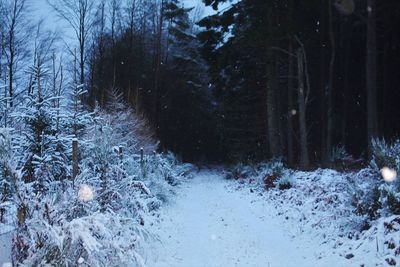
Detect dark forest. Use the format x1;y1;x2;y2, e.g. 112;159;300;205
85;0;400;166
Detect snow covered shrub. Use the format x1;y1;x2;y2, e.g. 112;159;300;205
225;163;257;180
353;184;382;222
331;144;353;162
348;139;400;224
382;186;400;215
371;138;400;171
0;129;16;223
13;71;71;184
19;183;150;267
65;84;92;138
258;161;285;189
0;75;192;266
137;152;191;203
16;135;160;266
274;170;295;190
369;139;400;216
226;160;289;190
103;90;157;155
351;165;400;229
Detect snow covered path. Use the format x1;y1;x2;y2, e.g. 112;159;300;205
146;171;344;267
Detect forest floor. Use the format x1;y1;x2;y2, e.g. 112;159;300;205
145;170;350;267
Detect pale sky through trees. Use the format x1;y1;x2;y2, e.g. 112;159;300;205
31;0;217;40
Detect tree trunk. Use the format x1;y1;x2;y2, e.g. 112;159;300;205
266;58;281;158
8;42;14;107
319;0;327;162
326;0;335;164
366;0;378;158
153;0;164;126
266;5;281;158
287;39;295;166
341;22;352;146
297;49;310;169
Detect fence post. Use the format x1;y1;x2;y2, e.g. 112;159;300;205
140;147;144;166
119;146;123;161
72;138;78;181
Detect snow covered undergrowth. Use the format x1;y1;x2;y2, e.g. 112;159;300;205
0;100;196;267
147;163;399;267
226;163;400;266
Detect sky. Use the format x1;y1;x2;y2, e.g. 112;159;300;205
32;0;218;25
30;0;233;50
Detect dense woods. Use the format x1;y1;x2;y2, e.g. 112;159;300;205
83;0;400;167
198;0;400;165
1;0;400;167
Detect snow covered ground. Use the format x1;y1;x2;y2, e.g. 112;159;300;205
0;214;14;266
146;171;351;267
2;166;398;266
0;232;12;266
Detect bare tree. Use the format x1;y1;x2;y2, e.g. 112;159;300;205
109;0;122;87
109;0;122;44
124;0;141;107
48;0;96;86
366;0;378;157
51;52;64;132
28;19;58;97
125;0;138;36
153;0;165;125
2;0;30;107
91;0;107;106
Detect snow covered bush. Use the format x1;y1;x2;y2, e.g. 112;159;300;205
370;139;400;216
351;165;399;233
0;128;16;224
17;175;153;267
347;139;400;227
331;144;353;162
0;92;193;266
351;168;382;223
138;152;195;203
225;163;257;180
371;138;400;171
274;170;295;190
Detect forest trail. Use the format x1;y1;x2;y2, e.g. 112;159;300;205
146;171;343;267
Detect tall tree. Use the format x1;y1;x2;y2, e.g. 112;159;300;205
109;0;121;87
325;0;336;163
297;47;310;169
153;0;165;126
48;0;96;86
90;0;107;107
265;1;282;158
2;0;30;107
366;0;378;157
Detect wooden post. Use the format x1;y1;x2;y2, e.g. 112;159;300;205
17;205;26;227
72;138;78;180
119;146;123;160
140;147;144;166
